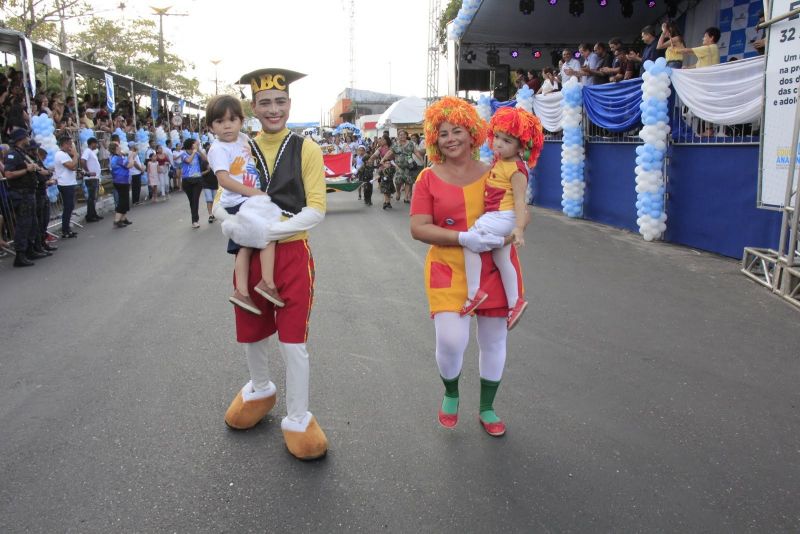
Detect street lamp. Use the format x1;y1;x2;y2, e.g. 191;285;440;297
210;59;222;95
150;5;187;88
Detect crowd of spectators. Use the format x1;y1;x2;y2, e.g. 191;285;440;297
512;24;726;98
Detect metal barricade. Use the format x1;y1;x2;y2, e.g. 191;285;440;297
670;93;760;145
583;110;641;144
0;179;16;255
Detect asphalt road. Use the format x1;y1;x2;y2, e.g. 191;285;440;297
1;192;798;533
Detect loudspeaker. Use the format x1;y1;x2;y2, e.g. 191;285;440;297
458;69;491;92
493;64;511;102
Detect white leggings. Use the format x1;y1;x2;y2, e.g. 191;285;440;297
465;244;519;307
158;170;170;195
434;312;507;382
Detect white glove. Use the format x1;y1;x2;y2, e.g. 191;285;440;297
263;207;325;242
458;230;504;253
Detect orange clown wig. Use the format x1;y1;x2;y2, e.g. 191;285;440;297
424;96;488;164
488;107;545;168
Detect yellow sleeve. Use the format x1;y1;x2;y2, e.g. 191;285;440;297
302;138;326;213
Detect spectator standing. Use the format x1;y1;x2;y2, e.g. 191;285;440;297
81;137;103;222
382;129;423;204
538;67;561;94
675;27;720;68
200;141;217;223
640;25;660;66
128;143;145;206
146;151;161;203
658;22;686;69
180;138;206;229
156;145;171;199
582;42;612;85
560;49;582;84
109;141;134;228
525;69;541;93
54;135;79;238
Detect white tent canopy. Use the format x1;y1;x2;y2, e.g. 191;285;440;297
376;96;426;128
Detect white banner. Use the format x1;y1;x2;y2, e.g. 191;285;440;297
24;37;35;97
105;73;116;113
759;0;800;207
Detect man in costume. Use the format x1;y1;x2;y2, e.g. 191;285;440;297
223;68;328;460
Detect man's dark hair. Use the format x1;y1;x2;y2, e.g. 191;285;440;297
609;37;623;46
87;137;98;145
111;134;120;142
57;135;72;146
641;25;656;37
206;94;245;124
183;138;196;150
705;26;721;43
579;43;592;52
595;42;608;53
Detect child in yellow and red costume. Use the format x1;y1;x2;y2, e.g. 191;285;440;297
459;107;544;330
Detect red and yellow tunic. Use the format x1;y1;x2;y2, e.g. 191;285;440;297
410;167;523;317
484;159;528;212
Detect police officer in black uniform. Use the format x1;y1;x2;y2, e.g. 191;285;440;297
3;129;48;267
28;141;57;253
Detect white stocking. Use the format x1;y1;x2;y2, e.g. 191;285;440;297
492;244;519;308
476;316;508;381
279;342;311;430
464;248;483;299
244;338;273;392
434;312;471;380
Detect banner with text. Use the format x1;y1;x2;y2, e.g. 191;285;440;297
151;90;159;121
105;73;116;113
759;0;800;207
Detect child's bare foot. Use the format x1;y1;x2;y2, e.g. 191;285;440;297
229;289;261;315
254;280;285;307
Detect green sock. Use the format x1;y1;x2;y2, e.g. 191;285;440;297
479;378;501;423
440;374;460;414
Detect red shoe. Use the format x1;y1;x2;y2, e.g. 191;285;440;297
480;418;506;437
438;409;458;428
507;298;528;331
459;289;488;316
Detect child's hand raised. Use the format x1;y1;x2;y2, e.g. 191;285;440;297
511;227;525;247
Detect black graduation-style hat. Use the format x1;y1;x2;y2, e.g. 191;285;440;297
237;68;306;95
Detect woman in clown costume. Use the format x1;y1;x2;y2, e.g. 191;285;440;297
409;97;529;437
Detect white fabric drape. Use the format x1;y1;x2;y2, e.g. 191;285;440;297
532;92;563;132
670;56;765;125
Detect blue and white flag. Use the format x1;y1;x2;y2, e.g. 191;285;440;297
178;99;185;113
151;90;159;120
105;73;115;113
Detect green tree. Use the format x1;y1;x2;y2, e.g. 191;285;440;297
71;17;199;96
437;0;461;55
0;0;88;48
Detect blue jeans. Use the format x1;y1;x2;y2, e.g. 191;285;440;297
58;184;76;234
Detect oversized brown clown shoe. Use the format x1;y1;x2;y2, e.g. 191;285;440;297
281;413;328;460
225;381;277;430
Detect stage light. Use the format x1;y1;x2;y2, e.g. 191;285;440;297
665;0;678;16
510;49;520;58
574;51;581;59
519;0;534;14
569;0;584;16
620;0;633;17
647;0;656;7
548;0;558;4
487;49;500;67
532;49;542;59
464;50;477;64
598;0;607;6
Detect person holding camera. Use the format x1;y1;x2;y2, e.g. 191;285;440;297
54;135;80;238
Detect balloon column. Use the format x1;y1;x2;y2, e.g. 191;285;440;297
78;127;95;153
447;0;481;40
635;57;672;241
560;78;585;218
515;85;534;114
113;127;129;154
475;94;493;165
30;115;58;169
155;126;168;147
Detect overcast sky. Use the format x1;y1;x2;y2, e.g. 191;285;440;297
89;0;444;122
